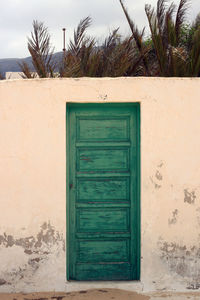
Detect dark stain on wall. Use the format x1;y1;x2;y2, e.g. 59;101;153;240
187;283;200;290
159;238;200;289
196;207;200;226
184;189;196;204
150;176;161;189
98;94;108;101
0;279;7;285
150;162;164;189
168;209;178;225
157;161;164;168
155;170;163;181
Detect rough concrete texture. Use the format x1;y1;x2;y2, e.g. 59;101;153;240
1;78;200;293
1;289;200;300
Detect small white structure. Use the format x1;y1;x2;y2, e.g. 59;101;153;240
6;72;24;79
5;72;38;79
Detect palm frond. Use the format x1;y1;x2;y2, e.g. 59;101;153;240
119;0;150;75
103;28;119;51
27;20;56;78
18;61;36;78
164;3;176;46
175;0;189;43
157;0;167;34
193;13;200;30
189;26;200;76
101;28;120;72
69;16;92;56
145;4;167;75
164;4;176;47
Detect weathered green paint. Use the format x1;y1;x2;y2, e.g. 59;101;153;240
76;208;129;232
66;103;140;281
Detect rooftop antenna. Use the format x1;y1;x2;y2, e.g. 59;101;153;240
62;28;66;57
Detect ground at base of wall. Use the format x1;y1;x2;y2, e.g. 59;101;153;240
0;289;200;300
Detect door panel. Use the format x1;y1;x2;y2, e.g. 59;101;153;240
77;240;129;262
75;263;132;281
77;148;129;171
76;208;130;232
77;116;130;141
77;178;129;201
67;103;140;281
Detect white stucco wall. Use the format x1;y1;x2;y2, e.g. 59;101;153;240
0;77;200;293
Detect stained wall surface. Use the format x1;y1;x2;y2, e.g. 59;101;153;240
0;77;200;293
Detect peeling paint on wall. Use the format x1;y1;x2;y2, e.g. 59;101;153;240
0;222;64;251
149;162;164;189
184;189;196;204
155;170;162;181
158;238;200;289
98;94;108;101
0;279;7;285
196;207;200;226
0;222;65;287
150;176;161;189
168;209;178;225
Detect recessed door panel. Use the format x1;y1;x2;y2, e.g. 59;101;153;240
77;178;129;201
77;117;129;141
77;148;129;171
76;208;130;232
77;240;130;262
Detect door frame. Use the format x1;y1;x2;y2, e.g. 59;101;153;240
66;102;140;280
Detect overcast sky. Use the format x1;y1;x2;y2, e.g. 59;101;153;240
0;0;200;59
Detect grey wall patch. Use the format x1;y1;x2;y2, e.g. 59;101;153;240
184;189;196;204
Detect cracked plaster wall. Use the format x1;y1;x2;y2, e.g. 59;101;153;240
0;77;200;293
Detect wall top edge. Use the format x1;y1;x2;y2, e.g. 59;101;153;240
1;76;200;84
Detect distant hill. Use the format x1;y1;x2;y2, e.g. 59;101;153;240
0;57;32;76
0;52;63;76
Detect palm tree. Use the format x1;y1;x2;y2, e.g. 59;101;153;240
21;0;200;78
59;17;97;77
120;0;200;76
20;20;56;78
60;16;145;77
145;0;189;76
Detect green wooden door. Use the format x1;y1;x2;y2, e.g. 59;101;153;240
67;103;140;281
